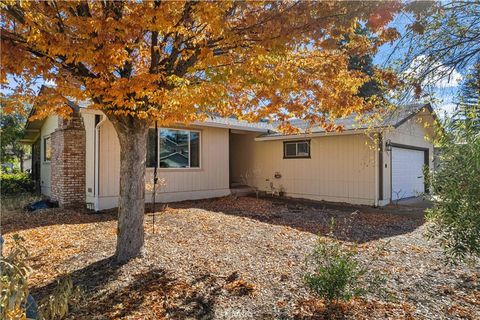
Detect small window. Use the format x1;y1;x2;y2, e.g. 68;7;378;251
44;136;51;162
284;140;310;158
146;128;200;168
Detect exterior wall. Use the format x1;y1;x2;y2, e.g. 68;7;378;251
81;112;96;204
231;133;377;205
39;115;58;196
382;112;435;203
50;111;86;207
97;120;230;210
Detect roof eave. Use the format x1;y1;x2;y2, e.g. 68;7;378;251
193;120;272;133
254;128;377;141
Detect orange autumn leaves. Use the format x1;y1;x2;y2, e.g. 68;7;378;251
2;0;401;130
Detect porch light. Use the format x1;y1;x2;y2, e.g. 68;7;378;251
385;139;392;152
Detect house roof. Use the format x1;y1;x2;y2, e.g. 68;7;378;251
195;116;275;133
22;86;435;142
255;103;435;140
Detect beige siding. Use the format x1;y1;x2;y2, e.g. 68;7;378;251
382;112;435;202
231;133;377;205
97;120;230;209
39;115;58;196
82;113;96;203
98;120;121;199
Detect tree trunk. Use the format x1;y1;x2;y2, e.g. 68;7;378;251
110;116;150;263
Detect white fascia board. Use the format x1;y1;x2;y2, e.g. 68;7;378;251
79;108;105;115
193;120;271;133
254;129;372;141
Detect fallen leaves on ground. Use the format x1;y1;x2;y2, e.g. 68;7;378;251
2;196;479;319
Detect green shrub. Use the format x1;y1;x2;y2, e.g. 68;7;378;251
304;237;367;303
303;219;387;304
425;111;480;262
0;171;35;195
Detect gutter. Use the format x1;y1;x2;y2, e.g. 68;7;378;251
193;120;272;133
254;128;373;141
94;115;107;211
374;138;379;207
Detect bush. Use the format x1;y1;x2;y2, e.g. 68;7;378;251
0;171;35;195
0;235;31;320
38;276;83;320
303;219;387;305
0;235;82;320
303;237;367;304
425;111;480;262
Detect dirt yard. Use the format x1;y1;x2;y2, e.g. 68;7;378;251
2;196;479;319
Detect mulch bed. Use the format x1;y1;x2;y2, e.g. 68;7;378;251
2;196;479;319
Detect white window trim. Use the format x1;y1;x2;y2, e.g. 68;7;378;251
156;128;201;170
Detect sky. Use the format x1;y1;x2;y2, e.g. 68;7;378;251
373;11;464;118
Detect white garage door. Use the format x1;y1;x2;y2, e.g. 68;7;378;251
392;147;425;200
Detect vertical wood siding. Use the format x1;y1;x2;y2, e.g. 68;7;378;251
230;133;377;205
40;115;58;196
98;120;230;208
82;113;96;203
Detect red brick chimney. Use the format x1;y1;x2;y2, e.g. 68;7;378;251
50;110;86;207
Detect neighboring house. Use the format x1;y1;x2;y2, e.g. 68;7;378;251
21;91;437;210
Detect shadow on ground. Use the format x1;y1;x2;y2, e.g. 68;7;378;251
31;256;223;319
5;195;428;244
2;209;117;234
171;196;428;243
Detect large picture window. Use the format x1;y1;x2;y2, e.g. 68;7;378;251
43;136;51;162
147;128;200;168
283;140;310;159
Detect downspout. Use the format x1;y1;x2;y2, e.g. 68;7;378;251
378;133;384;206
94;115;107;211
374;133;379;207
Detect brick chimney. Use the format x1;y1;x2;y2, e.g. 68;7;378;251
50;110;86;207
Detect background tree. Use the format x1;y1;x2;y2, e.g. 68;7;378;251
0;108;29;172
343;27;389;100
426;63;480;262
455;59;480;125
393;1;480;98
1;1;401;262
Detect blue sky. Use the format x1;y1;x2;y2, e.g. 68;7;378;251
373;12;463;117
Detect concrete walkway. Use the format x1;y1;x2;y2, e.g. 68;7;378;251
396;196;432;209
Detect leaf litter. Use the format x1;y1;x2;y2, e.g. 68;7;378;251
2;196;479;319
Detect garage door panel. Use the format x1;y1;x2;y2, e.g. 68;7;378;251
392;147;425;200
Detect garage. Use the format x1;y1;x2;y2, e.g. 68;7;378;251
391;146;427;200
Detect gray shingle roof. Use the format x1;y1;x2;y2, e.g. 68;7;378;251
257;103;432;138
196;116;275;132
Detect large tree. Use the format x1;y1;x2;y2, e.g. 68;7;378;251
1;0;401;262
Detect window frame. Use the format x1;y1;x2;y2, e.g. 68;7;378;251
147;127;201;169
283;140;311;159
43;135;51;163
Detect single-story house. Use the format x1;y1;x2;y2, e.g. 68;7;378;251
21;93;437;210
